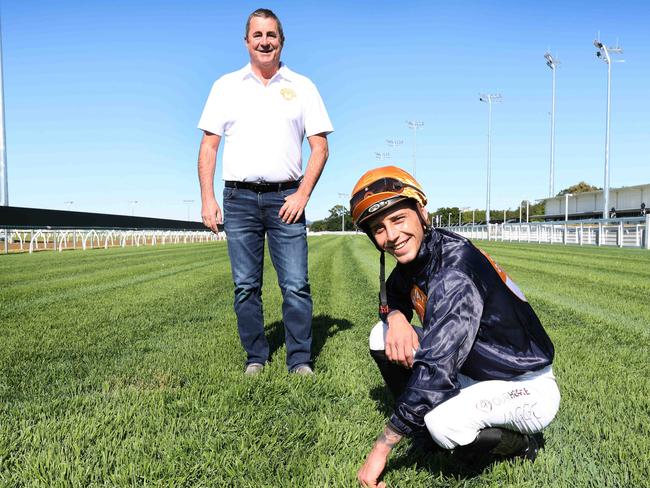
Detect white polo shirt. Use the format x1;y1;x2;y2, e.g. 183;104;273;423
198;63;333;183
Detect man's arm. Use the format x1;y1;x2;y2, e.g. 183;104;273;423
357;424;403;488
198;131;222;232
278;133;329;224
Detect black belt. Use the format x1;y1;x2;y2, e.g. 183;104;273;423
225;179;301;192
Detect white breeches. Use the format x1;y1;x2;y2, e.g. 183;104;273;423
368;321;561;450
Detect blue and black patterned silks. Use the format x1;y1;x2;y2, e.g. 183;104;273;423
384;228;555;437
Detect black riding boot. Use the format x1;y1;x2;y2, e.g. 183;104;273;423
454;428;538;468
369;349;412;399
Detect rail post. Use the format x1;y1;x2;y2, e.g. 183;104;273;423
598;222;603;246
618;221;623;247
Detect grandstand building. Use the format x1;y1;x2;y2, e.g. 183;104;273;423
538;183;650;221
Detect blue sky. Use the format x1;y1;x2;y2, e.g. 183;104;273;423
2;1;649;221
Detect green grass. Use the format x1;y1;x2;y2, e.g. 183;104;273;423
1;237;649;487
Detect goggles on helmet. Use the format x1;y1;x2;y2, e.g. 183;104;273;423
351;178;420;214
350;177;425;227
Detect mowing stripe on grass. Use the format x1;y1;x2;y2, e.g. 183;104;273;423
1;238;648;486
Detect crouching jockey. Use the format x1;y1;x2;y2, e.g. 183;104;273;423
353;166;560;487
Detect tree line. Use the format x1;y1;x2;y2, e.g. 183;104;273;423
309;182;599;231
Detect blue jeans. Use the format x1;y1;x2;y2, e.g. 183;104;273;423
223;186;312;370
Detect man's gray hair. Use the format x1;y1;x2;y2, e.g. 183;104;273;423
245;8;285;46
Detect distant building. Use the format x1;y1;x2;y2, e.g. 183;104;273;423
537;183;650;220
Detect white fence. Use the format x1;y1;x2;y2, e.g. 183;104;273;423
446;215;650;250
2;228;224;254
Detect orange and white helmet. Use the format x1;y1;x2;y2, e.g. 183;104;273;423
350;166;427;228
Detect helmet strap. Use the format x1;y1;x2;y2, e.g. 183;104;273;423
379;250;389;320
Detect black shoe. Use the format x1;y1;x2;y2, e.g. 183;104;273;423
519;433;538;462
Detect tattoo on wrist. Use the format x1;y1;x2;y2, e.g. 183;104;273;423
376;425;402;449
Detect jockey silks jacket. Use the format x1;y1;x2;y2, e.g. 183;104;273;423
385;228;555;437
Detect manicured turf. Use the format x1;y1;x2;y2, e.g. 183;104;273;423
1;236;649;486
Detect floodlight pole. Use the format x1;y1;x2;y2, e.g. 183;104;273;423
594;37;623;219
0;17;8;209
564;193;573;221
375;151;391;163
0;18;8;254
183;199;194;222
337;192;347;232
65;201;76;248
406;120;424;177
479;94;502;225
386;138;403;165
129;200;139;216
544;52;559;197
459;206;469;225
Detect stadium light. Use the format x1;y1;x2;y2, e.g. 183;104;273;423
183;199;194;222
337;192;347;232
448;212;451;227
386;138;403;165
129;200;139;216
544;52;560;197
1;19;8;254
479;93;502;225
459;206;470;225
375;151;391;162
406;120;424;177
564;193;573;221
0;17;8;209
594;36;624;219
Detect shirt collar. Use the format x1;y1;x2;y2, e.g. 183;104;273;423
241;62;293;83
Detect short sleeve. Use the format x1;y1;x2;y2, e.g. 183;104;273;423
197;78;228;136
303;81;333;137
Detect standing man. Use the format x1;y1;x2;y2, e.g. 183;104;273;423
197;8;333;375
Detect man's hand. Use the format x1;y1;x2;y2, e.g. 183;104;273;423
385;311;419;368
278;189;309;224
201;197;222;233
357;425;403;487
278;133;328;224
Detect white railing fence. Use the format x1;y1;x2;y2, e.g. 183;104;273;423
2;228;225;254
445;214;650;250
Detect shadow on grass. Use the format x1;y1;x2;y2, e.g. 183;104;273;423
266;314;354;366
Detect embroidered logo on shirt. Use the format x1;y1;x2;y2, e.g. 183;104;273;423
280;88;297;100
478;249;528;302
410;285;426;323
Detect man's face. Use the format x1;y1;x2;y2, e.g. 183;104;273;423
245;16;283;71
367;202;428;264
